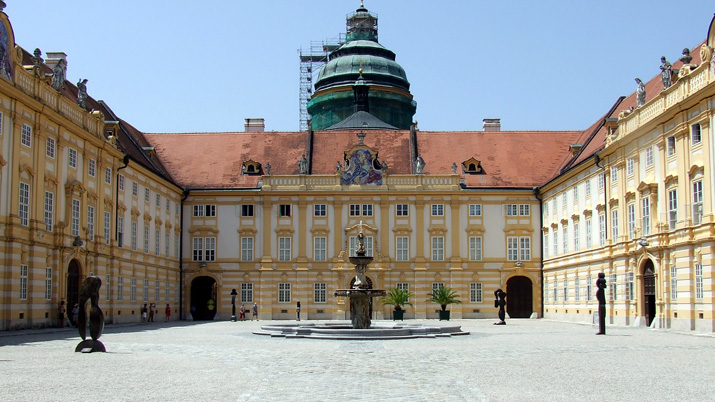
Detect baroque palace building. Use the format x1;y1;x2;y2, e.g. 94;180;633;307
1;3;714;332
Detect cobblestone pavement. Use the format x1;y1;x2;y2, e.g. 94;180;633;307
1;319;713;401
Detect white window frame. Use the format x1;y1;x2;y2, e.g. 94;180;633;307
692;180;703;225
468;204;481;216
396;236;409;261
520;236;531;261
575;277;580;302
45;267;52;300
431;236;444;261
627;203;635;239
314;204;327;217
68;148;77;168
117;276;124;301
691;123;702;145
507;236;519;261
362;204;373;216
598;213;606;246
314;282;327;303
241;237;254;262
241;283;253;303
667;136;676;157
192;237;204;261
279;204;291;217
87;205;95;241
610;166;618;184
46;136;55;158
641;197;651;236
118;174;125;191
626;158;634;176
573;223;580;252
670;266;677;300
21;124;32;147
143;279;149;302
396;204;409;216
131;277;137;302
431;204;444;216
470;282;483;303
695;263;703;300
131;221;138;251
205;237;216;261
313;237;327;262
19;182;30;226
278;282;291;303
469;236;482;261
242;204;254;217
132;182;138;197
645;147;654;167
71;198;80;237
611;209;619;241
668;189;678;230
609;274;617;301
585;218;592;249
505;204;518;216
88;159;96;177
155;229;161;256
44;191;54;232
20;264;28;300
278;237;292;261
519;204;530;216
349;236;374;257
105;167;112;185
143;225;150;253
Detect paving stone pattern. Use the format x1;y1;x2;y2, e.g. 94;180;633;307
1;319;713;401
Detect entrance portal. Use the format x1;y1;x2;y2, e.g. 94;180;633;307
506;276;533;318
643;260;656;327
67;260;81;323
190;276;217;321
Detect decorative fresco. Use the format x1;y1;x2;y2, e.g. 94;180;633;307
341;146;383;185
0;20;12;82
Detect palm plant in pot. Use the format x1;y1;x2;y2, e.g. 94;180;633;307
429;286;461;321
380;287;414;321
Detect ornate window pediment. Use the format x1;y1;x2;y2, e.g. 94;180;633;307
637;181;658;195
461;158;483;174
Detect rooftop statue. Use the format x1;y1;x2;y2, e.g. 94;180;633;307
77;78;88;109
635;78;646;108
51;59;66;91
298;154;308;175
660;56;672;90
414;154;425;174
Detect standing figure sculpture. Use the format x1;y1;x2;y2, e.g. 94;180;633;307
51;58;66;91
660;57;672;90
635;78;646;108
596;272;607;335
76;78;88;109
75;276;106;352
298;154;308;175
493;289;507;325
414;154;426;174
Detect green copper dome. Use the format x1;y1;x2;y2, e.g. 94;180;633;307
307;4;416;131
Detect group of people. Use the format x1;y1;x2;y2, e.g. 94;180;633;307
56;300;80;328
237;302;259;321
142;303;171;322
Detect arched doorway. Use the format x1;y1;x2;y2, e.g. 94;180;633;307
642;260;656;327
67;260;81;325
349;276;374;317
190;276;217;321
506;276;533;318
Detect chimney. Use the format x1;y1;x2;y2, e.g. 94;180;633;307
483;118;501;132
244;118;265;132
45;52;67;71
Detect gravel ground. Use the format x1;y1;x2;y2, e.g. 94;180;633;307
1;319;713;402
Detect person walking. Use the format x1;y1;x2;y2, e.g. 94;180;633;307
57;301;66;328
296;301;301;321
165;304;171;322
148;303;155;322
239;304;246;321
141;304;148;322
252;302;258;321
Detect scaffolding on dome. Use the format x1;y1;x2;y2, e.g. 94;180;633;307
298;34;345;131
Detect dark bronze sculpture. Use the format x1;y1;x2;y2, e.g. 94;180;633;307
596;272;607;335
75;276;106;352
660;56;672;90
493;289;507;325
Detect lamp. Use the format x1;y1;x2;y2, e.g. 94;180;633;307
230;289;238;322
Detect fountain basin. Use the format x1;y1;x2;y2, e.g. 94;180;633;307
253;322;470;340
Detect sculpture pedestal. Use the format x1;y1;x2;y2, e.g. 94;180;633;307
74;339;106;353
334;288;386;329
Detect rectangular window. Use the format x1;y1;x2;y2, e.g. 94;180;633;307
87;205;95;241
205;237;216;261
562;193;567;207
396;236;409;261
166;198;170;212
611;209;619;241
519;204;530;216
507;236;519;261
71;198;81;236
692;180;703;225
691;123;702;145
543;234;549;259
668;189;678;230
279;204;291;217
470;282;483;303
19;182;30;226
313;204;326;217
432;282;445;294
132;182;138;197
155;194;160;207
88;159;96;177
141;225;149;253
563;279;568;302
192;237;204;261
562;226;568;254
240;283;253;303
610;166;618;184
626;158;634;176
609;274;617;301
69;148;77;168
553;280;558;302
278;283;291;303
117;277;124;301
671;266;677;300
641;197;651;236
131;221;138;251
468;204;482;216
573;223;580;252
552;199;557;215
349;236;373;257
46;137;55;158
155;280;160;301
44;191;54;232
242;205;254;217
645;147;654;167
165;232;170;258
20;264;28;300
175;236;180;259
627;203;635;239
349;204;360;216
431;236;444;261
45;267;52;300
431;204;444;216
575;277;580;302
104;167;111;185
175;203;179;216
241;237;254;261
143;279;149;302
118;174;125;191
505;204;518;216
667;136;676;156
695;263;703;300
144;187;150;202
314;283;327;303
106;275;111;301
396;204;409;216
314;237;327;262
362;204;373;216
586;218;592;249
520;237;531;261
21;124;32;147
117;216;124;247
397;282;410;302
573;186;579;205
155;229;161;256
553;230;558;256
626;272;634;301
193;204;216;217
587;276;593;301
131;277;137;302
585;179;591;197
597;173;605;190
469;236;482;261
599;214;606;246
278;237;292;261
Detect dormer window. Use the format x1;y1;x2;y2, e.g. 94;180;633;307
462;157;483;174
242;159;262;175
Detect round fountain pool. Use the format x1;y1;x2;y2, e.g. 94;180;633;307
253;321;469;340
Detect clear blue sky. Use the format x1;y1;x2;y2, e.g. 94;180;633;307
6;1;714;133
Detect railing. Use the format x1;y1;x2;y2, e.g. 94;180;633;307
616;64;712;140
262;174;460;191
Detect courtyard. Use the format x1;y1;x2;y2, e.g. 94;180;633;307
1;319;713;401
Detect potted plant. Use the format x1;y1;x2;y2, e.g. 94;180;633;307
429;286;462;321
380;287;414;321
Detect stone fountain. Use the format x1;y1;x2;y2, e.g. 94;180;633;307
333;222;386;329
